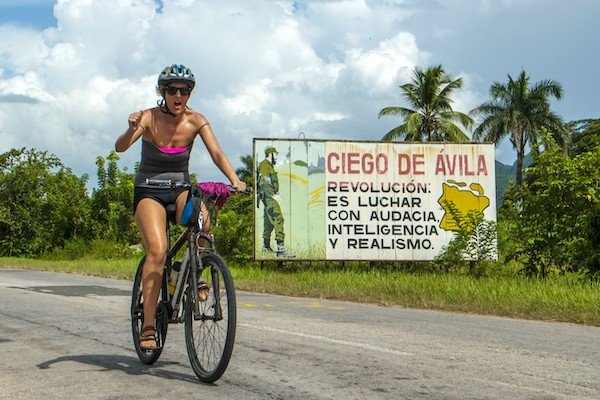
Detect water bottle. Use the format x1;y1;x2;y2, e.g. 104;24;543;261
167;261;181;295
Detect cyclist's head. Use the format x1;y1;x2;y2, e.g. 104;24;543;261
156;64;195;115
157;64;195;93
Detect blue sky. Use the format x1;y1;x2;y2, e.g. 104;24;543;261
0;0;598;187
0;1;56;28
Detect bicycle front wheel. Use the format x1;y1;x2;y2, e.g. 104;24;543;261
184;252;237;383
131;256;168;364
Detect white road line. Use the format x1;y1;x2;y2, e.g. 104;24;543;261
239;323;414;356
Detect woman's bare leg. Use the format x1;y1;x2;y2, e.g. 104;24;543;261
135;198;168;348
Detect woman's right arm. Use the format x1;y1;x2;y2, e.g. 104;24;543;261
115;110;147;152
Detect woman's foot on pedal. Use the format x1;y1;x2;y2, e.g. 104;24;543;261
139;326;159;351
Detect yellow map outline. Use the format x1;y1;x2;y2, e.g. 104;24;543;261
437;180;490;232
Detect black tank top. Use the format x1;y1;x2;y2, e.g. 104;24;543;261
134;139;193;186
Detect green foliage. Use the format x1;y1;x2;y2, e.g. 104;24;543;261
0;148;90;257
90;151;138;244
212;193;253;263
500;130;600;276
566;118;600;157
235;154;254;185
434;203;498;275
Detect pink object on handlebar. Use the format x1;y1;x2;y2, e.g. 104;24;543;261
197;182;232;207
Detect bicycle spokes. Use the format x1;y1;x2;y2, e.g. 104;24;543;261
185;253;236;383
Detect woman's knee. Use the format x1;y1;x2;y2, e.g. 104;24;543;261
145;247;167;266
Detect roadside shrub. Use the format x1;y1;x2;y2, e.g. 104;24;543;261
434;206;498;276
212;193;253;263
500;132;600;277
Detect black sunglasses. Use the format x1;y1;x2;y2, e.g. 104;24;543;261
165;86;191;96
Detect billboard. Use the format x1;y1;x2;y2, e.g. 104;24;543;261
253;139;496;261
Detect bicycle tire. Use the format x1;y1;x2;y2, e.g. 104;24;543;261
184;252;237;382
131;256;168;364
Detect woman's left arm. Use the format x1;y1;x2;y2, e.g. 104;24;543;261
198;118;246;192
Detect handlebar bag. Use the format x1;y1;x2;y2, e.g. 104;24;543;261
180;188;202;227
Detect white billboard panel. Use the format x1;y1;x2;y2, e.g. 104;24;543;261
254;139;496;261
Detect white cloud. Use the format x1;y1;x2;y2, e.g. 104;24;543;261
0;0;444;187
0;25;49;72
219;79;274;117
0;71;54;102
314;112;347;122
342;32;427;95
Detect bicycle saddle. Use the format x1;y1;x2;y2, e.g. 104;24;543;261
166;204;177;223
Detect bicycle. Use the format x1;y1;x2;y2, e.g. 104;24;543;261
130;179;248;383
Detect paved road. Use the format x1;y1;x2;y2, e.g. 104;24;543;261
0;269;598;399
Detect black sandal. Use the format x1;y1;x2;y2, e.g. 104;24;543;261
139;326;159;351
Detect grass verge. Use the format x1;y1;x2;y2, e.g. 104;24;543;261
2;257;599;326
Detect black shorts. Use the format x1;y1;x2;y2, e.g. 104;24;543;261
133;186;189;214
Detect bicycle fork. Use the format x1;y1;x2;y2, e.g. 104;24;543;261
210;265;223;320
190;233;224;322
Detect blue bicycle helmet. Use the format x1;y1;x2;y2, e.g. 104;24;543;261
158;64;196;89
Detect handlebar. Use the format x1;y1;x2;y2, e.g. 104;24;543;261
144;179;251;194
144;179;251;208
144;179;191;188
223;184;252;195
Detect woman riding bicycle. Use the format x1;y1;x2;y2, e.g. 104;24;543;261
115;64;246;351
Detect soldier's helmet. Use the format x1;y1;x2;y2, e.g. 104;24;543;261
265;146;278;156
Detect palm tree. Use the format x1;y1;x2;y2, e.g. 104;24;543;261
470;70;564;187
235;154;254;185
378;64;473;142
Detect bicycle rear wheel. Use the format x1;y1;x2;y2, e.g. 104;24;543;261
131;256;168;364
184;252;237;383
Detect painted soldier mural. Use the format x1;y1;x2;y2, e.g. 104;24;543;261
257;146;294;257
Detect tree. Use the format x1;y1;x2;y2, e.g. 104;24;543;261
565;119;600;157
90;151;137;244
471;70;564;187
379;64;473;142
0;148;90;256
500;129;600;276
235;154;254;185
213;193;253;263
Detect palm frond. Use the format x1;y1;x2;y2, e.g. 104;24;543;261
378;106;415;119
382;124;409;142
439;121;470;142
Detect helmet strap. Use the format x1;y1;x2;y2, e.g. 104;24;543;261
157;98;176;116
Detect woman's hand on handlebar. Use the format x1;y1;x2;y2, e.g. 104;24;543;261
232;179;247;193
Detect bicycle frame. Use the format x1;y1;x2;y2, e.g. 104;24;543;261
163;211;223;324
